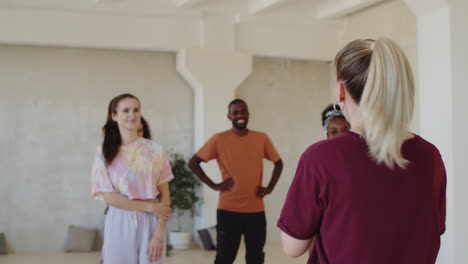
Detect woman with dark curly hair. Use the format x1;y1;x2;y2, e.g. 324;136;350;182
320;104;350;139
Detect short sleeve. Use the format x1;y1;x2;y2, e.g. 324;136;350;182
91;146;115;200
264;134;280;162
157;149;174;186
196;134;219;162
277;153;323;240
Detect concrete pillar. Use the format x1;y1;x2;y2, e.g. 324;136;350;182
447;1;468;263
404;0;468;262
176;48;252;229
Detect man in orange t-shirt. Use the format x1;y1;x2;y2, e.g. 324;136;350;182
189;99;283;264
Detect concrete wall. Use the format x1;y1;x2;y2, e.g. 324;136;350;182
0;0;444;255
0;45;193;252
236;57;332;242
0;45;331;251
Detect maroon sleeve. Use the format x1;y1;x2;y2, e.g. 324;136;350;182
439;157;447;235
277;152;324;240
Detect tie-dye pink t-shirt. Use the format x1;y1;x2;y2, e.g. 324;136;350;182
91;138;174;200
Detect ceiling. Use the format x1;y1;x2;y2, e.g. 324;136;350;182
0;0;390;61
0;0;387;24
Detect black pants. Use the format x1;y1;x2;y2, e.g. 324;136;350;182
214;209;266;264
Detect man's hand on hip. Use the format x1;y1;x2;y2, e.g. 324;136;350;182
256;186;272;199
213;177;235;192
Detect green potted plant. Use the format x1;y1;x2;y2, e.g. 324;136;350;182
168;154;201;249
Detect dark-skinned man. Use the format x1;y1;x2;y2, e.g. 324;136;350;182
189;99;283;264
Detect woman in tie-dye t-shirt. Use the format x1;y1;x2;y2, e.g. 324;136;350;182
91;93;173;264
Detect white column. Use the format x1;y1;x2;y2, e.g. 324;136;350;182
176;14;253;230
417;7;453;263
404;0;468;263
177;48;252;229
448;1;468;263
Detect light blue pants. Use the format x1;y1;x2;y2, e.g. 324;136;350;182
102;206;166;264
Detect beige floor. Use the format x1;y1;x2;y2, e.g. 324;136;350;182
0;242;308;264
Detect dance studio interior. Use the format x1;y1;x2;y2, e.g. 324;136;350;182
1;0;467;263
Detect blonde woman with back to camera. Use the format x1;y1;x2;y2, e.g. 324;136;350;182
278;38;446;264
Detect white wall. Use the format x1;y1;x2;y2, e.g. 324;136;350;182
450;1;468;261
339;0;419;131
0;44;193;252
405;1;468;262
237;19;342;61
236;57;331;243
0;6;344;63
0;7;201;52
414;7;453;263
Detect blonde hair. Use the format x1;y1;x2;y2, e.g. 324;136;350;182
335;38;415;168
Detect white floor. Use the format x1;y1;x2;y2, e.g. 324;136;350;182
0;242;309;264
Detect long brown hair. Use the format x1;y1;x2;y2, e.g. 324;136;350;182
102;93;141;165
140;116;152;140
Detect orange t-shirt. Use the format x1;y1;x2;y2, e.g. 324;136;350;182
196;130;280;213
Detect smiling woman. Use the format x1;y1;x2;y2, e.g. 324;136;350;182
91;93;174;264
101;94;142;164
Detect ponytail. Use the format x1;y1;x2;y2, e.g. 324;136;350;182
361;38;414;168
335;38;415;168
141;116;152;140
102;119;121;166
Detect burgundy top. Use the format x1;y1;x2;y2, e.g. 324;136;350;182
278;131;446;264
